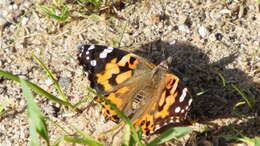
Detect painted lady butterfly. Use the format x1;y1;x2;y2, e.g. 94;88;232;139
77;44;192;135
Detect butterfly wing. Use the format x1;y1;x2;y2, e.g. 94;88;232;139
77;44;192;135
77;44;155;93
77;44;155;121
132;72;193;135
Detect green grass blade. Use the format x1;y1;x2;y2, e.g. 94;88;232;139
217;72;226;86
127;128;142;146
32;55;68;102
147;127;192;146
231;84;253;110
63;136;87;144
255;137;260;146
47;117;103;146
86;0;102;9
52;136;63;146
196;90;208;96
20;78;49;146
220;135;255;145
74;95;93;107
46;118;71;135
75;0;102;9
70;125;103;146
117;21;128;48
0;69;74;109
60;6;69;21
88;88;143;146
64;136;103;146
121;125;131;146
234;101;246;108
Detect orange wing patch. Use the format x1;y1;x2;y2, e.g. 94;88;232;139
117;54;139;69
95;55;139;92
96;58;120;91
115;70;133;84
100;86;130;122
134;114;155;135
155;92;178;119
155;74;179;119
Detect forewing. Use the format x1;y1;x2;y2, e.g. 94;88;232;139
77;44;155;122
77;44;154;94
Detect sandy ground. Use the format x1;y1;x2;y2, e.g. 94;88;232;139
0;0;259;145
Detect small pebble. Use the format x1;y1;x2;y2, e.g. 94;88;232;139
198;25;209;38
215;33;223;40
1;10;9;18
178;24;190;32
0;15;7;27
219;8;231;15
58;77;71;89
45;78;53;86
23;1;32;8
21;17;29;25
0;0;8;5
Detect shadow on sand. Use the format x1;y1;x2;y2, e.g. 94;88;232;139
133;40;259;145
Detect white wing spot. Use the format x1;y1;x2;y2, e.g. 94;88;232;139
185;106;189;110
175;106;181;113
99;47;114;58
78;53;82;57
99;51;108;58
90;60;96;66
88;45;95;50
104;47;114;53
86;56;90;60
181;109;185;113
188;98;193;106
86;51;89;55
80;48;84;53
155;125;160;131
107;47;114;50
179;88;188;102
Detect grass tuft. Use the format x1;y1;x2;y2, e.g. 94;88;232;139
231;84;255;111
215;72;256;111
37;4;70;22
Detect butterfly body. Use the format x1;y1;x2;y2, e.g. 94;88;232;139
77;44;192;135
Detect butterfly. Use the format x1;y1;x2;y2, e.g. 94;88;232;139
77;44;192;135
